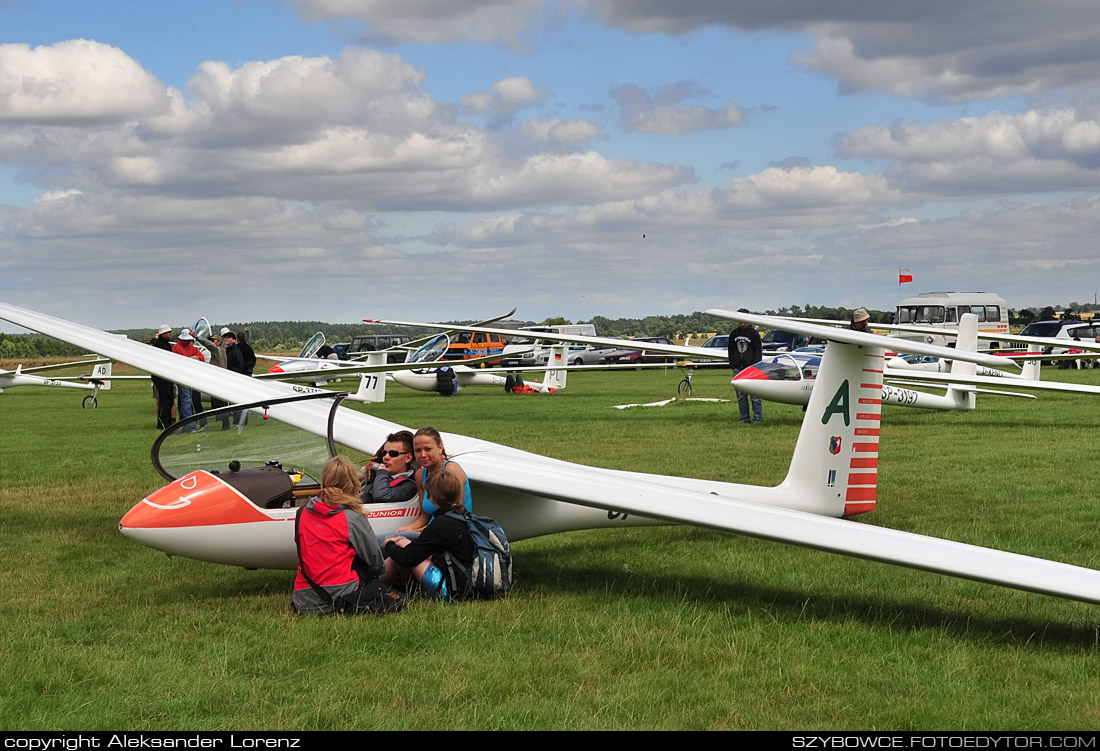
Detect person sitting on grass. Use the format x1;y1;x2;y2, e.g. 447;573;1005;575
381;469;475;602
292;456;405;616
390;426;472;538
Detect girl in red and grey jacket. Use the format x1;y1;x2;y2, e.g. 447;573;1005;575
293;456;405;615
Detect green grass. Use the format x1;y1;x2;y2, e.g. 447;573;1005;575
2;366;1100;730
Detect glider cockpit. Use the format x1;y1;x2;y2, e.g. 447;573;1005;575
128;391;426;569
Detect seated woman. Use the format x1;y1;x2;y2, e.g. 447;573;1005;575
392;426;472;537
292;455;405;616
382;469;475;602
361;430;418;504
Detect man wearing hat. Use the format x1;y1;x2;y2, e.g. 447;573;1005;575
195;327;230;430
148;324;176;429
850;308;872;332
172;329;207;430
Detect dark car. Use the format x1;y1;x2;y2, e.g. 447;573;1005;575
603;337;679;364
347;333;412;363
761;329;827;352
1019;320;1091;339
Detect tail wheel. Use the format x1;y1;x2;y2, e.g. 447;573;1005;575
677;378;692;396
82;395;98;409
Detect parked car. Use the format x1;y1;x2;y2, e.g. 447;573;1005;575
1024;321;1100;368
699;334;728;355
761;329;828;353
520;341;605;366
443;331;506;363
1018;320;1089;339
346;333;411;363
530;346;606;366
603;337;678;364
699;336;726;356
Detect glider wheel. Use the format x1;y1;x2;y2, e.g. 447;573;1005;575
677;378;692;396
82;395;98;409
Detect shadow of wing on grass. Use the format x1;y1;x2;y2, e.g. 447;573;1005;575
514;527;1100;651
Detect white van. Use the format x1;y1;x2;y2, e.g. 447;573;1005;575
890;291;1010;348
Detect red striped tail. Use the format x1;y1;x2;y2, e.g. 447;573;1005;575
779;342;883;518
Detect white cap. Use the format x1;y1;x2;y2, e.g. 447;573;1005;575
156;324;172;335
178;329;194;340
219;327;232;336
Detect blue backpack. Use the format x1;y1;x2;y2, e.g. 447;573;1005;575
443;511;512;599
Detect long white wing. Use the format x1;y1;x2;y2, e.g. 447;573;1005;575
19;357;110;374
3;301;1100;605
368;314;1014;370
882;369;1100;396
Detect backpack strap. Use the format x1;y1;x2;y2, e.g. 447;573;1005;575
294;506;334;607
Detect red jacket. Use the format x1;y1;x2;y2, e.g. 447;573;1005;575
172;340;206;362
293;500;385;614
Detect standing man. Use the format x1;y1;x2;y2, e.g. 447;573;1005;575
223;331;248;428
148;324;175;430
850;308;872;332
236;329;257;376
728;308;763;424
195;328;229;430
172;329;206;430
224;331;246;375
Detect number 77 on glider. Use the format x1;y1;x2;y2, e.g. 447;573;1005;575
1;301;1099;607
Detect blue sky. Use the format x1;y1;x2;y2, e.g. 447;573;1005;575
2;0;1099;331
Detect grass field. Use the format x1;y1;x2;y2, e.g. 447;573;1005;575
1;363;1099;730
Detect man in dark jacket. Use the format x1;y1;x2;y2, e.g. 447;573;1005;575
224;332;246;375
236;329;256;376
148;324;175;429
727;308;763;424
222;332;248;428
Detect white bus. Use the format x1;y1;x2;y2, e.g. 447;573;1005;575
890;291;1010;348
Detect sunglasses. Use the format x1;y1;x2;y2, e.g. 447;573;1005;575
381;449;409;458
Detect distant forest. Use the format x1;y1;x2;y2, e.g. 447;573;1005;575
3;302;1097;359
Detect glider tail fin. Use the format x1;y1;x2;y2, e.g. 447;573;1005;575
777;341;884;518
945;313;977;411
91;361;112;391
541;344;569;391
1021;358;1041;381
350;352;387;402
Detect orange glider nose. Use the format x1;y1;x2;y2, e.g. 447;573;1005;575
121;471;270;529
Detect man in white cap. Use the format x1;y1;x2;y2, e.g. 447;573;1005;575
148;324;176;429
850;308;872;332
172;329;206;430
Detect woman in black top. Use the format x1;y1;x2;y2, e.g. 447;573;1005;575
382;469;474;601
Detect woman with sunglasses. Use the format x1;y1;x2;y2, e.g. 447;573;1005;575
362;430;418;504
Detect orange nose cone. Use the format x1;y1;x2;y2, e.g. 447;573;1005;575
121;471;271;529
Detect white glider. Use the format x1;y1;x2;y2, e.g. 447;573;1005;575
1;301;1099;607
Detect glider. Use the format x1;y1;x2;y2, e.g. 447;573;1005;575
1;301;1098;607
0;358;116;407
732;314;1100;411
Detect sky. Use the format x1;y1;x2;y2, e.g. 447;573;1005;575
2;0;1099;332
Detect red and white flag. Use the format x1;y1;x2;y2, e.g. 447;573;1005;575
899;267;913;284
